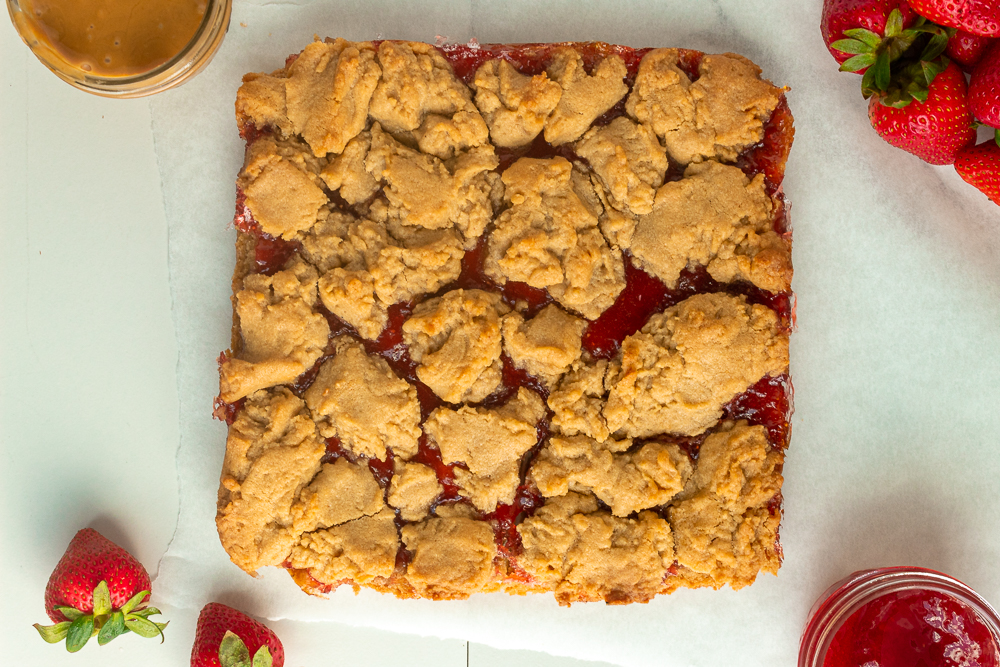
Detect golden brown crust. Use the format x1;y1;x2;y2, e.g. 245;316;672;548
219;39;793;605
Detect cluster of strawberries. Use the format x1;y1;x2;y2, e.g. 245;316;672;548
32;529;283;667
822;0;1000;204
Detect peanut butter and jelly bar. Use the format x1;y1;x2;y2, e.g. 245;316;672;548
215;39;794;605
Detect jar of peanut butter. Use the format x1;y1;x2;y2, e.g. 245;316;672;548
7;0;231;97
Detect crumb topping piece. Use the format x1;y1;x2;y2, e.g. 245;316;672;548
424;388;545;512
235;39;381;157
502;304;587;388
530;436;692;517
236;70;293;137
670;421;783;589
626;161;791;293
388;461;444;521
320;131;380;205
288;507;399;585
292;458;385;534
217;388;326;574
303;211;464;340
403;289;509;404
575;117;668;216
402;517;498;598
473;59;562;148
220;258;330;403
604;293;788;438
547;358;613;441
239;136;328;241
544;49;629;145
518;492;674;604
626;50;782;165
366;124;500;247
486;157;625;319
285;39;381;157
303;337;421;460
369;41;476;136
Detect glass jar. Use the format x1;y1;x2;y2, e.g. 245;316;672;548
800;567;1000;667
7;0;232;97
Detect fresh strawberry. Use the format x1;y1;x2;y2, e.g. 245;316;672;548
822;0;919;72
969;41;1000;126
33;528;167;652
945;29;996;71
868;61;976;163
955;139;1000;204
191;603;284;667
908;0;1000;37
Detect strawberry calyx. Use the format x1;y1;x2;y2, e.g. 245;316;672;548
33;581;168;652
871;54;951;107
849;12;956;108
220;630;274;667
834;9;927;75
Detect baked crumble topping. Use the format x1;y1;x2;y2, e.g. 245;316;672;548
626;50;782;165
472;59;562;148
669;420;783;589
424;388;545;512
518;492;675;604
219;39;793;605
402;288;508;403
219;257;329;402
303;337;421;460
604;292;789;438
486;156;625;319
502;304;587;389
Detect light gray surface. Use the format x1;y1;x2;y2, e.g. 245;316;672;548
3;0;1000;666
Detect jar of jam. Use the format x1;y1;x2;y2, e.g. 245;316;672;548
800;567;1000;667
6;0;231;97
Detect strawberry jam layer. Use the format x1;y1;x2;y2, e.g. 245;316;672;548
224;41;794;574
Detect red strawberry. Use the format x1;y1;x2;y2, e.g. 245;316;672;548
955;140;1000;204
33;528;167;652
908;0;1000;37
191;603;284;667
945;29;996;71
969;41;1000;126
822;0;919;72
868;61;976;164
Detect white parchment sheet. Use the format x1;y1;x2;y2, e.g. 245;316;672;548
149;1;1000;664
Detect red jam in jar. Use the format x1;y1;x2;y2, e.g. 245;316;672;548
801;568;1000;667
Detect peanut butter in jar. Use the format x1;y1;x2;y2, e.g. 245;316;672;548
8;0;231;96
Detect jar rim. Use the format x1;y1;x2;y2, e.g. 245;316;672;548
799;567;1000;667
7;0;232;97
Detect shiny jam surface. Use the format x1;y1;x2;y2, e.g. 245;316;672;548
226;41;795;575
824;590;1000;667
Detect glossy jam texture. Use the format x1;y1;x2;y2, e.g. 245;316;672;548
824;590;1000;667
226;41;795;579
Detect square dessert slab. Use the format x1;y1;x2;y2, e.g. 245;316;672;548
214;38;794;606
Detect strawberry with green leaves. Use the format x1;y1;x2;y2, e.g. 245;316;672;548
955;139;1000;204
822;0;919;73
33;528;167;652
191;603;284;667
908;0;1000;37
868;61;976;164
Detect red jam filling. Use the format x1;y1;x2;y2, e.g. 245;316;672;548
824;590;1000;667
225;41;795;580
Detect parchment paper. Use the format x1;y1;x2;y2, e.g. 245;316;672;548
149;1;1000;664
